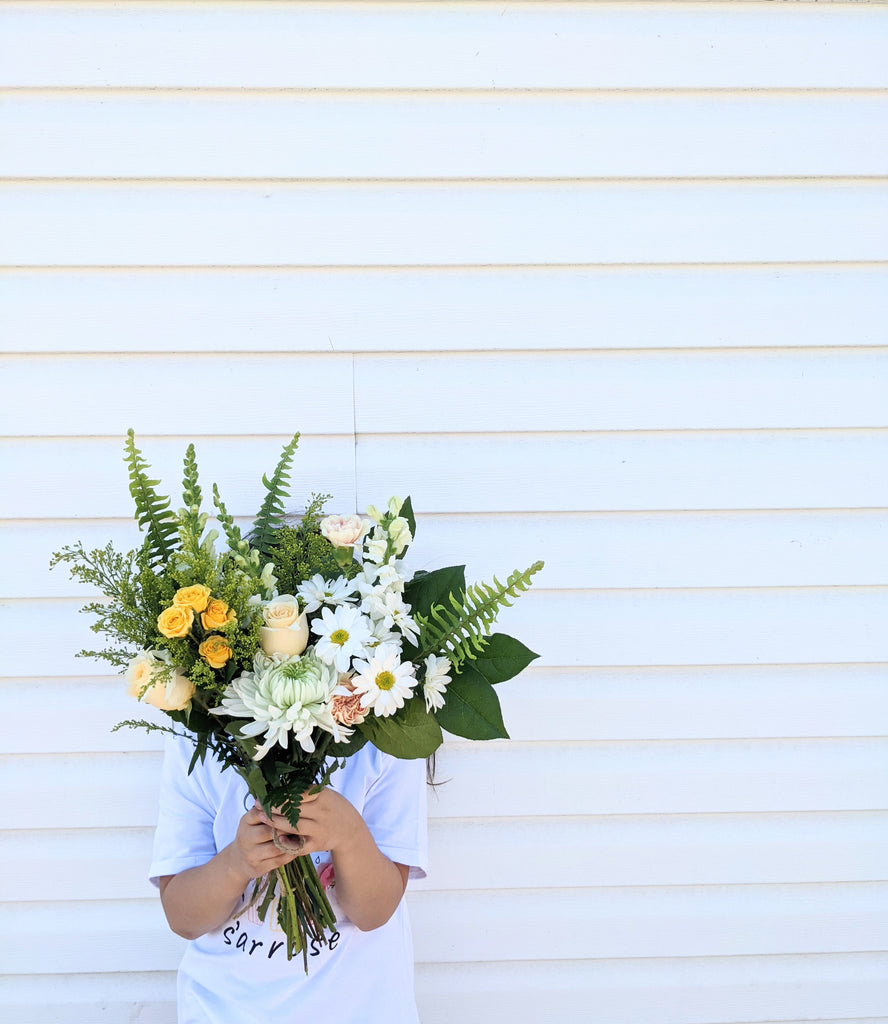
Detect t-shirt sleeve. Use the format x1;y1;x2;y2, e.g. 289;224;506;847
148;731;220;886
360;748;429;881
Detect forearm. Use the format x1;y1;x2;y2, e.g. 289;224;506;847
158;845;253;940
331;832;409;932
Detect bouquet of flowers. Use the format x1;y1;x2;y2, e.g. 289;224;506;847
52;431;543;971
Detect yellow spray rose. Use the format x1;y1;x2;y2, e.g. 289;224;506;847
173;584;211;613
158;605;194;638
199;635;233;669
201;598;235;631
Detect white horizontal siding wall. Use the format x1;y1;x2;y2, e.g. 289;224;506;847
1;2;887;1023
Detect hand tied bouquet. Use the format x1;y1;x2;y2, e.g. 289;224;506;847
52;431;543;970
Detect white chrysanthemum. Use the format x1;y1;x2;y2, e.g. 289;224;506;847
296;573;359;614
214;652;344;760
311;604;374;672
422;654;452;713
351;644;418;718
363;590;419;645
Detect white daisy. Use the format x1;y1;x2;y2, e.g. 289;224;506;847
296;573;359;614
422;654;452;713
351;645;418;718
311;604;373;672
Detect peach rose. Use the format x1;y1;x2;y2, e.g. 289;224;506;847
199;635;233;669
320;514;366;548
173;584;211;613
201;598;235;631
157;605;194;639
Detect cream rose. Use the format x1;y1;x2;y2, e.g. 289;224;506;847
320;514;366;549
260;595;309;657
125;650;194;711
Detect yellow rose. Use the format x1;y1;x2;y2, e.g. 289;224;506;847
199;635;233;669
201;598;235;631
173;584;211;613
125;651;194;711
158;605;194;638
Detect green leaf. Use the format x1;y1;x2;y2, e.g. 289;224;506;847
358;697;443;759
326;729;369;759
434;663;509;741
400;495;416;540
404;564;466;620
469;632;540;685
413;561;544;672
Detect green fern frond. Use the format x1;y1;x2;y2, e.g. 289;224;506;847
415;560;544;670
124;429;179;565
251;433;301;558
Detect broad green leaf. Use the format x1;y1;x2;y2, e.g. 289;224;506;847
359;697;443;759
327;729;369;759
434;663;509;741
404;564;466;620
470;633;540;685
400;495;416;540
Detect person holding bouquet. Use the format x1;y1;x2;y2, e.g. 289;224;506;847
52;433;542;1024
149;731;428;1023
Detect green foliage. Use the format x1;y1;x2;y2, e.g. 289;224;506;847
433;662;509;741
212;483;246;553
178;443;216;557
268;493;359;595
251;434;301;559
399;496;416;540
124;429;179;566
467;632;540;686
404;565;466;622
358;696;443;759
414;560;544;671
50;541;156;663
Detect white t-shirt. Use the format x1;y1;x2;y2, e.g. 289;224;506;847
149;733;428;1024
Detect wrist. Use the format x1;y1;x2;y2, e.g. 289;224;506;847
219;841;256;889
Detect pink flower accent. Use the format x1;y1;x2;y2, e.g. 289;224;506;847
318;862;336;890
331;674;368;726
